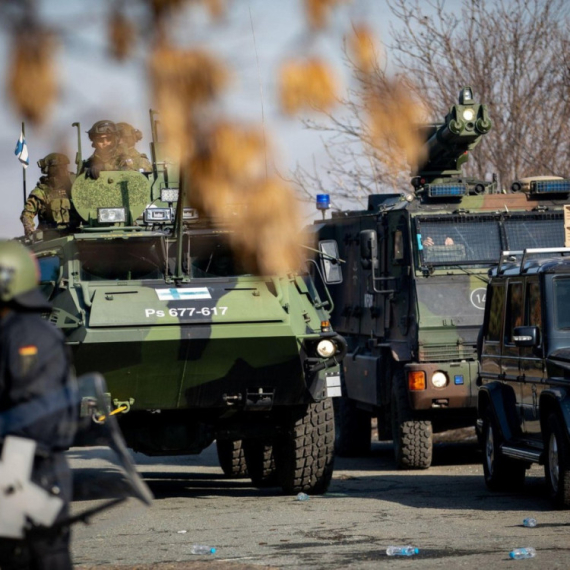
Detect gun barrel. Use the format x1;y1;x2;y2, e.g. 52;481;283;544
415;87;492;178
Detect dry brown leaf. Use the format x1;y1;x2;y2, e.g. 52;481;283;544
7;30;58;126
108;9;137;61
226;178;306;275
304;0;342;30
204;0;226;20
364;77;428;176
347;24;380;75
148;44;228;160
185;122;303;274
149;0;189;18
279;58;339;116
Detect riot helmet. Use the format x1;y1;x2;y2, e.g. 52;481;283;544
87;120;118;141
37;153;70;175
117;122;143;148
0;241;51;310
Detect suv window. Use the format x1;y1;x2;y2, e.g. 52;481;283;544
487;282;505;342
525;280;542;329
504;282;524;345
554;276;570;329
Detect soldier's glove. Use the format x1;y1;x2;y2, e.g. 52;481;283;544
84;158;102;180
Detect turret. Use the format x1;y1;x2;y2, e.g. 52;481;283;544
411;86;493;198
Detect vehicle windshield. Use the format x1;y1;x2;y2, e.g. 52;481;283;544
416;213;564;267
77;237;167;281
554;276;570;329
169;232;251;279
76;233;257;282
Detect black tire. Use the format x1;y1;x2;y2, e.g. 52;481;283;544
481;409;525;491
274;398;335;495
333;396;371;457
545;413;570;508
390;371;432;469
243;439;278;488
216;439;248;478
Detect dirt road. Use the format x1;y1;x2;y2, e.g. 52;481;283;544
71;433;569;569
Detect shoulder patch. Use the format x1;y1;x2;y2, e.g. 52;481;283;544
19;345;38;356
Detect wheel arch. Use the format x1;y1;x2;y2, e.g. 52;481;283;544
478;382;518;442
540;388;570;445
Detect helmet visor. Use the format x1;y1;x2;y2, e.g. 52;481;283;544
92;122;116;135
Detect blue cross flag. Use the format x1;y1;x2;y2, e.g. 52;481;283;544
14;131;29;168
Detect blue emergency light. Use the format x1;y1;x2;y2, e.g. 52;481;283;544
316;194;331;211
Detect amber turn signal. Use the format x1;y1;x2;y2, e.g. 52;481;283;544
408;370;426;391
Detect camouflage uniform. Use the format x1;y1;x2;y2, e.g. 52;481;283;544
120;146;152;172
117;122;152;172
20;154;77;238
81;120;140;179
82;149;130;173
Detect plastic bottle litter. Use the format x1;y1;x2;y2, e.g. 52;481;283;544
190;544;216;555
509;547;536;560
386;546;419;556
296;492;310;501
523;518;537;528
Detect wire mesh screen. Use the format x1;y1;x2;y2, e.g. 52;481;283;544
504;218;564;250
418;220;501;263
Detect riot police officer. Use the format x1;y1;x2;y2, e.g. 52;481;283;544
20;153;77;239
0;241;77;570
82;120;134;180
117;122;152;172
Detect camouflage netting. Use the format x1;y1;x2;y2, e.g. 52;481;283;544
72;171;151;224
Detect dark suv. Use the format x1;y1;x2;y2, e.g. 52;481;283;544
478;247;570;508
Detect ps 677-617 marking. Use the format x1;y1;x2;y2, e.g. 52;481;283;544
145;307;228;318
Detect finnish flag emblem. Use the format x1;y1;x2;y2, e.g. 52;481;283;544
14;132;29;168
156;288;211;301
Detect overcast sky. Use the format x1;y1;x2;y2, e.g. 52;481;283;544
0;0;464;239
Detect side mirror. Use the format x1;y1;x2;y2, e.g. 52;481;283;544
318;240;342;284
360;229;378;270
513;326;540;348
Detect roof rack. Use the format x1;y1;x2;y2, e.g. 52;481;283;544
497;247;570;276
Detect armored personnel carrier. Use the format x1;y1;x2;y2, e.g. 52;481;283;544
26;113;346;495
315;87;570;469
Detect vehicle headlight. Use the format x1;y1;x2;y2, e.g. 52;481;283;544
432;371;448;388
161;188;179;202
144;207;172;223
98;207;126;223
316;339;336;358
462;108;475;121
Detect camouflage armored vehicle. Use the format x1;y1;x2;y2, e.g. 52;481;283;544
26;113;346;495
478;247;570;508
315;87;570;469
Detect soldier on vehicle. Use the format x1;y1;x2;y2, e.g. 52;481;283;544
20;153;78;239
81;120;133;180
0;240;77;570
117;122;152;172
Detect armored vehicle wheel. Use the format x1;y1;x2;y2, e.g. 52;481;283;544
243;439;278;488
390;371;432;469
481;410;525;491
216;439;248;478
275;398;335;495
545;413;570;508
333;396;371;457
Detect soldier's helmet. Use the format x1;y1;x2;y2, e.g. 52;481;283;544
117;122;143;145
87;120;118;141
37;153;70;174
0;241;51;310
